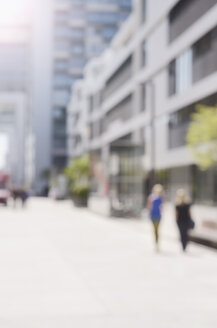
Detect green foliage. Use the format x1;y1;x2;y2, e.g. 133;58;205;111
64;155;90;182
64;155;90;197
186;105;217;170
71;184;90;198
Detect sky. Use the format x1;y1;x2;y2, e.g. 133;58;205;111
0;0;33;26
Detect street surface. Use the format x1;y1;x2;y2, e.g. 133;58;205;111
0;198;216;327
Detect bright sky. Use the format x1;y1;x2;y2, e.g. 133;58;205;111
0;134;8;170
0;0;33;26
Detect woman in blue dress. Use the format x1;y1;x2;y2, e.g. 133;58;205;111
147;184;164;251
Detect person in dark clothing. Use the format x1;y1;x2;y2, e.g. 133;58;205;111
21;189;29;208
175;189;192;252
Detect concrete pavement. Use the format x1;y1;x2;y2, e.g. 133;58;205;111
0;198;216;327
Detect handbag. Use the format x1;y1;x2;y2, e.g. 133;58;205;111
189;217;195;230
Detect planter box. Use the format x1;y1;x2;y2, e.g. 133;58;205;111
73;196;88;207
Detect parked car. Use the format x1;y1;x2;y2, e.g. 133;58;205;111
0;188;10;206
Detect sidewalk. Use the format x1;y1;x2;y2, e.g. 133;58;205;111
0;198;216;327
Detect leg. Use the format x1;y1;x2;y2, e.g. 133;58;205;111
152;221;160;249
178;225;188;251
182;229;188;251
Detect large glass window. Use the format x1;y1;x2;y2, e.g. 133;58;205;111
176;49;193;94
104;55;133;99
169;0;217;42
168;91;217;149
194;166;217;204
105;94;133;130
168;49;192;96
193;27;217;83
168;105;193;149
169;26;217;96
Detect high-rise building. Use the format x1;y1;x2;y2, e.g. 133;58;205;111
51;0;133;169
0;0;132;194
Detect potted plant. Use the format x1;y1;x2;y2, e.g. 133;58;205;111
71;183;90;207
64;155;90;207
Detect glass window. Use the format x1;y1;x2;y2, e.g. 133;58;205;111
70;28;84;39
120;0;132;8
193;28;217;83
88;0;117;4
168;60;176;96
119;12;130;21
54;90;70;106
55;27;71;38
55;42;70;52
71;44;84;55
71;0;84;5
70;58;86;68
88;12;118;24
169;0;217;43
70;11;85;20
54;74;73;87
168;48;192;96
89;95;94;112
53;107;66;120
141;41;146;67
141;83;146;111
142;0;146;23
102;27;117;40
53;138;66;148
176;49;193;94
55;60;68;71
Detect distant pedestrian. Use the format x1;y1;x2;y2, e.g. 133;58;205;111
175;189;193;252
11;188;19;208
21;189;29;208
147;184;164;251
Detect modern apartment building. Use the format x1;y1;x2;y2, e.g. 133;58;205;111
68;0;217;218
52;0;132;170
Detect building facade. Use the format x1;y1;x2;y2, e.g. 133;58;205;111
0;26;33;187
52;0;132;170
68;0;217;216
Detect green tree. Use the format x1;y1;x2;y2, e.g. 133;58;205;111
64;155;90;197
186;104;217;170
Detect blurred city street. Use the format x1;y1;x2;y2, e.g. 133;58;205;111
0;198;216;327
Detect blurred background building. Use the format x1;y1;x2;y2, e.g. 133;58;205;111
51;0;133;174
0;24;33;187
68;0;217;215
